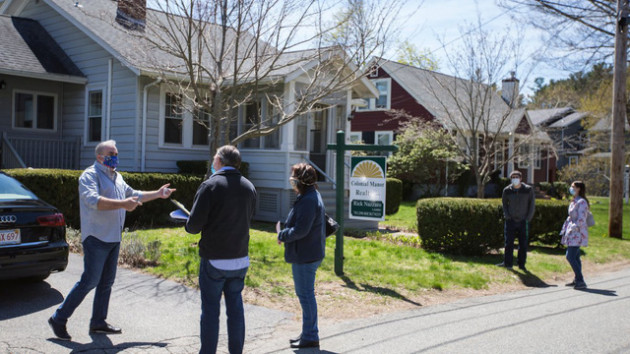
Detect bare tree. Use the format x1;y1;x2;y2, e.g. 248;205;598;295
322;0;417;68
498;0;617;68
500;0;627;238
421;22;546;198
120;0;409;178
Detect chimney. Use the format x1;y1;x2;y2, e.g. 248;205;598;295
501;71;519;108
115;0;146;31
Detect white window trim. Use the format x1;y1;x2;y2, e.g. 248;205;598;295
534;145;542;170
84;85;106;146
375;131;394;145
159;86;208;151
239;99;265;150
12;89;58;133
357;78;392;111
376;130;394;156
349;131;362;144
495;140;505;175
517;146;529;168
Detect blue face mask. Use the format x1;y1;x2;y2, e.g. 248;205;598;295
102;155;118;169
211;164;216;174
569;187;575;196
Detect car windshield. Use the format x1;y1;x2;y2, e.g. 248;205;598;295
0;174;37;200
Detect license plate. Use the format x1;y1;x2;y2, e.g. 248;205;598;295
0;229;20;245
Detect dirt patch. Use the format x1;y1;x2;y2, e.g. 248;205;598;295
243;259;630;322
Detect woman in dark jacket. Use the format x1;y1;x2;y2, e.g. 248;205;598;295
277;163;325;349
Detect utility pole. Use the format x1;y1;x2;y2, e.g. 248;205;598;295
610;0;628;238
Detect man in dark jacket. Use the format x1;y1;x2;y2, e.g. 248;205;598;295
185;145;257;354
498;170;535;271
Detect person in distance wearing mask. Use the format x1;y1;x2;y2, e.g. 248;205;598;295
497;170;535;271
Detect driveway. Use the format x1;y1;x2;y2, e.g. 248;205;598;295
1;253;630;353
0;253;295;353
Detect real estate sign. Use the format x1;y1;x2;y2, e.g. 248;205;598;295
349;156;386;221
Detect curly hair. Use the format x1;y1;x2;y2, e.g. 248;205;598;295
290;163;318;194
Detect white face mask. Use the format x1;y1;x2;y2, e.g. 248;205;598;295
511;178;521;187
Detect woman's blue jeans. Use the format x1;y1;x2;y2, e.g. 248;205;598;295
199;259;248;354
52;236;120;328
566;246;584;283
292;260;322;342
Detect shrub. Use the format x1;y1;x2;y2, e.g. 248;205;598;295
5;169;203;229
176;160;208;175
417;198;568;256
552;181;569;199
176;160;250;179
386;178;403;215
119;229;161;267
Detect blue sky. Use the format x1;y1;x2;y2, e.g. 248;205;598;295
396;0;573;97
146;0;574;98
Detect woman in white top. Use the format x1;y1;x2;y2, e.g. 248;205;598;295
560;181;589;289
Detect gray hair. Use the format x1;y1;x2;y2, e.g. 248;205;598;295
215;145;241;168
95;140;117;157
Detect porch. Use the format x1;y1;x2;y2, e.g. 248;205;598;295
1;133;81;170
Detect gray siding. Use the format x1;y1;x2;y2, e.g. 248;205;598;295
20;1;140;170
142;80;210;172
0;74;65;139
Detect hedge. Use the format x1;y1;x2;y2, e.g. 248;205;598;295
386;178;402;215
417;198;568;256
5;169;203;230
176;160;250;178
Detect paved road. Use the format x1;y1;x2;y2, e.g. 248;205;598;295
1;253;630;353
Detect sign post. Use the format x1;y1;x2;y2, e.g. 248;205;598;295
327;130;398;275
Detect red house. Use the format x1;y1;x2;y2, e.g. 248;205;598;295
351;59;556;187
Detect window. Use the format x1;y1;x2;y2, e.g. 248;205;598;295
518;144;530;168
164;93;183;144
369;65;379;78
295;114;308;150
336;106;346;131
193;99;210;146
375;131;393;156
376;131;393;146
349;132;362;144
356;78;391;111
533;145;542;169
237;100;282;149
14;91;56;131
87;90;103;143
374;80;390;109
495;140;505;170
517;144;541;169
242;102;261;149
264;107;280;149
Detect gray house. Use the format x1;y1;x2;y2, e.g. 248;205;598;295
0;0;377;224
529;107;589;170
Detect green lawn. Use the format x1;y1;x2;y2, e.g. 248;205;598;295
382;200;418;232
129;196;630;300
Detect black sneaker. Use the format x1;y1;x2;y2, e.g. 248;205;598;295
565;280;576;287
89;322;122;334
48;317;71;341
574;282;587;290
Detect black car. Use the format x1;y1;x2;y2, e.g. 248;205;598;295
0;172;68;281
